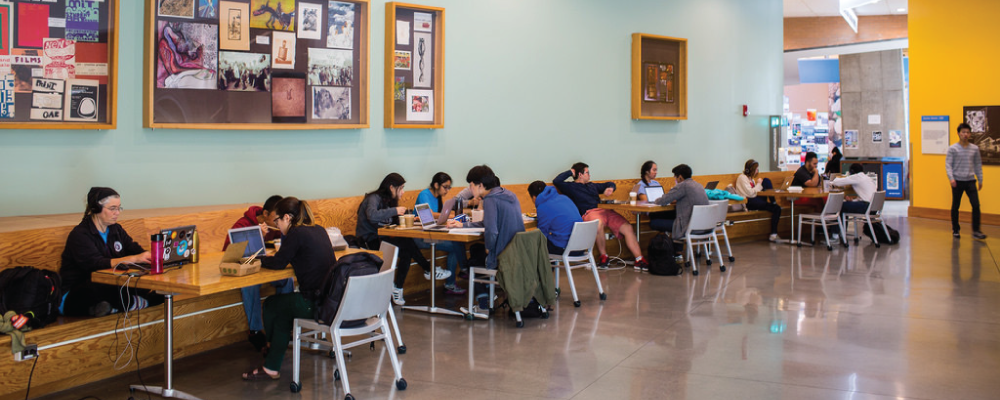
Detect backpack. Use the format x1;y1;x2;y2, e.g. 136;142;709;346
862;222;900;245
646;233;683;276
0;266;63;329
314;253;382;327
505;297;547;319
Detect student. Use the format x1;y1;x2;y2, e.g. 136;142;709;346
653;164;709;240
792;152;823;188
446;166;524;307
554;162;647;270
59;187;164;317
413;172;468;295
242;197;335;381
528;180;583;255
946;123;987;239
832;163;877;215
222;195;293;353
734;160;782;242
826;147;843;175
633;160;676;234
356;173;449;306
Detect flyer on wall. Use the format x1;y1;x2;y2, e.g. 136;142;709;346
844;129;858;149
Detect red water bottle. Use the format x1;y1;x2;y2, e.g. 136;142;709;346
151;233;164;274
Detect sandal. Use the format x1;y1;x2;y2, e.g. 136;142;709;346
242;366;280;381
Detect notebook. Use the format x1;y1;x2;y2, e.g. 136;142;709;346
645;186;665;202
228;226;266;258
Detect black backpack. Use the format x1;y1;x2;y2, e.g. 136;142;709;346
505;297;547;319
862;222;900;245
0;266;63;329
314;253;382;327
647;233;683;276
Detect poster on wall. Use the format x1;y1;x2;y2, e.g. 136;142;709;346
250;0;295;31
889;130;902;148
156;21;218;89
64;79;99;122
642;62;674;103
159;0;196;19
327;1;354;49
921;116;949;155
412;32;431;88
828;83;842;147
297;2;321;40
844;129;858;149
272;31;296;69
311;86;350;120
963;106;1000;165
0;74;13;118
220;1;250;51
65;0;100;42
405;88;432;121
872;131;883;143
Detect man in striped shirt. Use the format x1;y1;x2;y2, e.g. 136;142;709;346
946;123;986;239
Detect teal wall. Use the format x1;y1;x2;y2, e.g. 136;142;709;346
0;0;782;217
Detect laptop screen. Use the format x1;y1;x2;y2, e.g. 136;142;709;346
228;226;265;257
415;203;436;226
705;181;719;190
161;225;197;264
645;186;664;202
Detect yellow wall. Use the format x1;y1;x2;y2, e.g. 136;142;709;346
910;0;999;216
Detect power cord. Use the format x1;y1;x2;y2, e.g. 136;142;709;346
23;355;38;400
131;275;150;400
601;234;628;271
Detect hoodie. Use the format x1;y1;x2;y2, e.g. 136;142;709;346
223;206;280;250
534;186;582;249
466;187;525;269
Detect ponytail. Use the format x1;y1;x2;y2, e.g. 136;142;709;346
274;197;316;229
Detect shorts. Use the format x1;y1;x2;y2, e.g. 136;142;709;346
582;208;629;237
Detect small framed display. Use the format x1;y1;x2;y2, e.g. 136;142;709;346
384;2;444;129
0;0;120;129
143;0;370;130
631;33;687;120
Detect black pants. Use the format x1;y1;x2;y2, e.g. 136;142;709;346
365;236;431;288
747;197;782;234
951;180;981;233
62;282;165;317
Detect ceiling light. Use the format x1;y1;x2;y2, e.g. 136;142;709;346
897;8;906;12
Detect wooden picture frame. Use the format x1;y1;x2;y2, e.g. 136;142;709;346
143;0;370;130
631;33;687;120
0;0;120;130
384;2;444;129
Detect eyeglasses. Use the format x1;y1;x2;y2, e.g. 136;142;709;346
441;185;452;190
107;206;124;213
273;215;284;224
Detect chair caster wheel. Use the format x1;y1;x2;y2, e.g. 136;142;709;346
875;243;881;248
515;321;525;328
854;238;860;244
370;342;376;351
720;265;726;272
541;311;550;319
290;382;301;393
464;313;474;321
396;378;408;390
599;293;607;301
842;242;849;248
685;261;691;267
692;270;699;276
827;245;833;251
728;256;735;262
329;350;336;358
555;287;561;296
488;308;495;316
398;345;406;354
345;394;355;400
334;369;341;380
573;300;581;307
796;243;802;248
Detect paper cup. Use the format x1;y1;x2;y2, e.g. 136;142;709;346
273;239;281;252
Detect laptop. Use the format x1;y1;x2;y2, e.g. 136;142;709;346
159;225;197;265
228;226;266;258
645;186;665;202
414;203;449;231
705;181;719;190
779;175;795;190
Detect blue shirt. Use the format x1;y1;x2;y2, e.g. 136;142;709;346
415;188;441;212
98;230;109;243
534;186;582;249
635;179;662;198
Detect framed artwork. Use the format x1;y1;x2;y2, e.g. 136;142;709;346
0;0;119;129
631;33;687;120
963;106;1000;165
385;2;444;128
144;0;370;129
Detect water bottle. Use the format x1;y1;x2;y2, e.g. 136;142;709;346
151;233;164;274
191;231;199;263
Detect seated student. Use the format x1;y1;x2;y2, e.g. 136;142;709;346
528;180;584;255
826;147;843;175
653;164;709;240
553;162;648;270
222;195;293;353
734;159;782;242
413;172;467;295
832;163;878;214
60;187;164;317
242;197;335;381
446;166;525;306
356;173;449;306
633;160;677;234
792;151;826;210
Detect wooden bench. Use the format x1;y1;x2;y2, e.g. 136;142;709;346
0;170;798;398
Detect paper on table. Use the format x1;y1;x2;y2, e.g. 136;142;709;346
396;21;409;45
448;228;485;235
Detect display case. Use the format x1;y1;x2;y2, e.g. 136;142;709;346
631;33;687;120
384;2;444;129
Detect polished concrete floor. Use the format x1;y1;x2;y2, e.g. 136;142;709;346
38;215;1000;400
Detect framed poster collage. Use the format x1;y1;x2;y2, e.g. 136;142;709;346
384;2;443;128
631;33;687;120
0;0;119;129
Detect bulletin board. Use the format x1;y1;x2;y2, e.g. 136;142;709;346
384;2;443;129
143;0;370;129
0;0;119;129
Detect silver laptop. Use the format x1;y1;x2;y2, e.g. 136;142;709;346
645;186;665;202
415;203;449;231
228;226;266;258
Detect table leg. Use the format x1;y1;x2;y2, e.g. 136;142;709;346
636;213;642;241
129;294;201;400
403;241;464;317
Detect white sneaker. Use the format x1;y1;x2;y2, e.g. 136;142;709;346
391;287;406;306
424;266;452;281
769;233;780;242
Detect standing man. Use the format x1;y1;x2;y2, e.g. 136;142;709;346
947;123;986;239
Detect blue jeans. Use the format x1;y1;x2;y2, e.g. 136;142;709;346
242;278;295;331
841;200;870;215
415;239;467;286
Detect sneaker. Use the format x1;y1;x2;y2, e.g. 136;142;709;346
634;258;649;271
477;294;490;310
597;254;610;269
391;287;406;306
444;284;467;295
424;266;453;281
769;233;780;242
89;301;112;317
973;231;988;240
954;232;961;239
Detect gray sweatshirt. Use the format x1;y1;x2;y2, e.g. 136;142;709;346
655;179;709;239
466;187;525;269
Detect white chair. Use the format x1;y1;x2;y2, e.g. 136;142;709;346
841;191;891;248
708;199;736;263
377;242;406;354
290;269;407;398
684;204;726;276
549;220;606;308
797;192;849;251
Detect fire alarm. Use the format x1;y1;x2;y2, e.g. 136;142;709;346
743;104;749;117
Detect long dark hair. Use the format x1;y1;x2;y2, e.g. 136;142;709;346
274;197;315;228
368;173;406;207
429;172;451;210
640;160;656;185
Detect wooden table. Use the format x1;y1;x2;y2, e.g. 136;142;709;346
599;199;743;238
91;248;371;400
757;188;842;246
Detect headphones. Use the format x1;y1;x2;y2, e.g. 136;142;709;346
744;159;759;176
